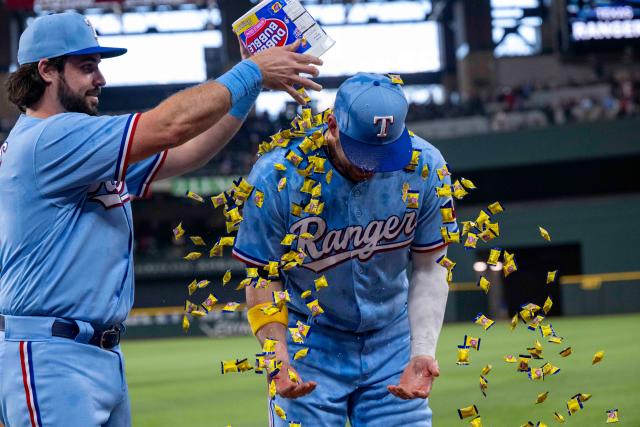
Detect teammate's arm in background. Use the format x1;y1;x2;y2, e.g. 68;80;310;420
388;247;449;399
129;40;322;165
245;280;317;399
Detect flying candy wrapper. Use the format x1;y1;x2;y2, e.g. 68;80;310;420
477;276;490;294
186;191;204;203
535;391;548;404
474;313;494;331
457;405;479;420
606;409;619;423
538;226;551;241
457;346;471;366
592;350;605;365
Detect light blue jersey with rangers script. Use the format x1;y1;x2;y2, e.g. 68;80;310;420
233;126;458;333
0;113;166;326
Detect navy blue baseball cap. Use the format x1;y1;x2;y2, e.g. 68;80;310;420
333;73;412;173
17;12;127;66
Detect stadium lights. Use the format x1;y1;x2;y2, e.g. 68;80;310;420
473;262;488;272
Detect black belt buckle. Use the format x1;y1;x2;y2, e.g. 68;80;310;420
99;326;121;349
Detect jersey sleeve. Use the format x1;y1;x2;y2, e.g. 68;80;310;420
125;150;168;198
232;156;288;267
411;149;458;253
34;113;140;197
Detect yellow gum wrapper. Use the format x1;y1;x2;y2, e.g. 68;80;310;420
326;169;334;184
254;190;264;208
548;336;563;344
246;268;258;278
310;156;326;174
289;328;305;344
266;261;280;277
209;243;223;258
535;391;549;404
294;347;309;360
457;346;470;365
196;279;210;289
435;185;452;198
187;280;198;296
510;314;519;331
201;293;218;312
436;255;456;271
402;182;410;202
592;350;605;365
475;210;490;226
477;276;490;294
262;338;278;353
277;177;287;192
457;404;479;419
274;163;287;172
421;164;430;180
281;234;297;246
227;207;243;224
191;310;206;318
520;422;534;427
314;275;329;291
437;164;451;181
406;191;420;209
268;380;277;398
481;364;492;376
286;150;303;167
300;178;316;194
487;248;501;266
453;181;469;200
388;73;404;84
307;299;324;317
528;367;544;380
189;236;206;246
291;203;303;217
464;335;481;350
288;369;299;383
222;270;232;286
503;250;515;262
474;313;494;330
301;290;312;299
461;178;476;189
274;404;287;420
546;270;558;284
225;221;239;234
296;164;313;179
464;233;479;249
297;87;311;103
559;347;572;357
578;393;592;402
273;290;291;307
503;355;518;363
538;226;551;241
461;221;475;236
183;252;202;261
441;227;461;244
186;191;204;203
540;324;554;337
479;375;488;396
543;297;553;314
304;199;324;215
567;397;583;415
503;259;518;278
517;355;531;372
554;412;566;423
255;278;271;290
182;315;190;333
487;201;504;215
236;278;252;290
542;362;560;376
296;321;311;337
236;358;253;372
222;302;240;312
172;222;185;240
470;416;483;427
606;409;619;423
289;422;302;427
221;360;239;374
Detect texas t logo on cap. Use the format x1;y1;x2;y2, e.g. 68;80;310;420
333;73;411;172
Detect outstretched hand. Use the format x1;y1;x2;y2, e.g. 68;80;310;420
387;356;440;400
267;341;317;399
250;40;323;105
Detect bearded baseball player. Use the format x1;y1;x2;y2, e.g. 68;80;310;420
233;73;458;426
0;12;322;427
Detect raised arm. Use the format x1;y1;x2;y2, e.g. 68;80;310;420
129;41;322;164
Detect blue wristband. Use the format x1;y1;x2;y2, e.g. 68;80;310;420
229;86;261;120
216;59;262;105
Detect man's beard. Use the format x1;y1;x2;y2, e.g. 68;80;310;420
57;75;99;116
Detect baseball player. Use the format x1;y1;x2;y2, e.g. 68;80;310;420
0;12;322;427
233;73;458;426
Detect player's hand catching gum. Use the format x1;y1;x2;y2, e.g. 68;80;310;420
269;342;317;399
387;356;440;400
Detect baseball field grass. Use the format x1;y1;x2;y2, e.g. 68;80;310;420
123;313;640;426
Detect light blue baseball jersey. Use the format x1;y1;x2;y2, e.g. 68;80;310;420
233;126;458;333
0;112;166;326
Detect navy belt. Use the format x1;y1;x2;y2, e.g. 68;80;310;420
0;315;122;350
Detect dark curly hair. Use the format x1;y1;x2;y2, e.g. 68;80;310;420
5;56;67;112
